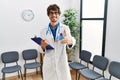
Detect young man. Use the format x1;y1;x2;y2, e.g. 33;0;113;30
40;4;76;80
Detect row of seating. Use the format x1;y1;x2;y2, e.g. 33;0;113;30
1;49;42;80
69;50;120;80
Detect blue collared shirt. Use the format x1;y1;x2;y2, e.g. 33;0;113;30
49;22;60;41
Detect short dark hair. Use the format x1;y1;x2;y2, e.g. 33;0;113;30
47;4;61;16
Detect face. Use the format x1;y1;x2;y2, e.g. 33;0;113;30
48;10;60;24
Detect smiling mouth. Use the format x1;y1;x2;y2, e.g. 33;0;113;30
51;17;56;18
51;17;57;20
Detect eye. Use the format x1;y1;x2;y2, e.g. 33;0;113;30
50;11;59;15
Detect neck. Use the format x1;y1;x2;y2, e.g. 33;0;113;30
50;21;59;29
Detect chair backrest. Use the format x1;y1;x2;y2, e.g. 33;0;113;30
93;55;109;71
109;61;120;79
80;50;92;63
1;51;19;63
22;49;38;60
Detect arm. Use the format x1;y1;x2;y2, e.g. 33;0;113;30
39;28;48;53
61;27;76;48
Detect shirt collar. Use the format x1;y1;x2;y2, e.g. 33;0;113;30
49;22;60;30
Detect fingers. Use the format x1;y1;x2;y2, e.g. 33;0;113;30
61;39;67;44
42;39;48;44
61;38;72;45
61;30;68;44
64;29;67;37
41;39;48;49
61;29;72;45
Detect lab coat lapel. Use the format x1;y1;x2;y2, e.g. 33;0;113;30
46;28;55;47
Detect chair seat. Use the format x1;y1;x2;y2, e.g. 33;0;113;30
80;69;103;79
2;65;21;73
98;78;109;80
24;62;40;69
69;62;87;70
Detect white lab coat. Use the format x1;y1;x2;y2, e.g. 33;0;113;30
40;23;76;80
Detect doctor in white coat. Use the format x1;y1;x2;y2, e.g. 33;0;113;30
40;4;76;80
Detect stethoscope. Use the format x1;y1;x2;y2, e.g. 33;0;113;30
46;22;64;41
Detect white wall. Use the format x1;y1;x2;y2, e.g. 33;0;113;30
104;0;120;79
105;0;120;63
0;0;80;78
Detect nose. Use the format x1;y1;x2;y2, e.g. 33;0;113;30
52;13;56;16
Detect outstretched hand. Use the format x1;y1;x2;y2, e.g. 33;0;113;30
61;30;72;45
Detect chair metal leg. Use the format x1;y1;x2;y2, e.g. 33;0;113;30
24;69;25;77
24;69;26;80
20;70;23;80
36;68;38;74
109;75;111;80
2;73;5;80
18;71;20;78
78;73;80;80
76;70;78;80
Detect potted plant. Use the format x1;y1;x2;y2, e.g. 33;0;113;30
62;8;80;61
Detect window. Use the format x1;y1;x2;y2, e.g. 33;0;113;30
80;0;108;60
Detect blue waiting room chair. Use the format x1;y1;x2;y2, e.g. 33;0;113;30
1;51;23;80
22;49;41;80
69;50;92;80
98;61;120;80
79;55;109;80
